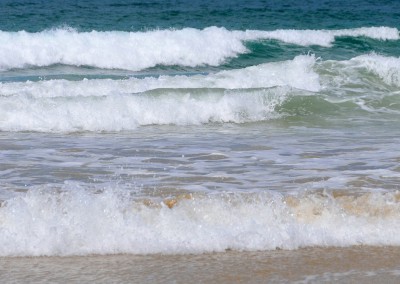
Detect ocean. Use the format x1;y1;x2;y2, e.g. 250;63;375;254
1;0;400;282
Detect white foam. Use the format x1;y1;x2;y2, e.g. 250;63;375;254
317;53;400;107
350;53;400;87
0;88;287;132
0;55;319;97
0;26;398;71
243;26;400;47
1;188;400;256
0;27;246;71
0;55;319;132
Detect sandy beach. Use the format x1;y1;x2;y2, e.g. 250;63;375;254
2;246;400;283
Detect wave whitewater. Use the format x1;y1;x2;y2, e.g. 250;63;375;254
1;187;400;256
0;26;398;71
0;55;318;132
1;54;399;132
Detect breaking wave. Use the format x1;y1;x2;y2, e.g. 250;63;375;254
0;26;398;71
1;54;399;133
1;187;400;256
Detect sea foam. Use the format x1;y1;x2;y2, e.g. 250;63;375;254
0;26;398;71
242;26;400;47
0;88;288;132
0;55;318;132
318;53;400;100
1;187;400;256
350;53;400;87
2;53;399;132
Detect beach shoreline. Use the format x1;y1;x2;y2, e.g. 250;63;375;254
2;246;400;283
1;0;400;282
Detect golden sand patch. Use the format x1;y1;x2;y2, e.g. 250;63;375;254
284;191;400;221
163;193;193;209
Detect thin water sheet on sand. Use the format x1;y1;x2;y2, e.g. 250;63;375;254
1;246;400;283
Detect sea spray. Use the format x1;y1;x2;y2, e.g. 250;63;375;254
1;188;400;256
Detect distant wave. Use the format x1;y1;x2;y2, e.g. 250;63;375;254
0;26;398;71
1;187;400;256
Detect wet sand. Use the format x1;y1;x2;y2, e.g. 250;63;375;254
1;246;400;283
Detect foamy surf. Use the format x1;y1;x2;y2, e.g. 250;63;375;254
0;54;320;97
1;53;400;132
1;188;400;256
0;88;289;132
241;26;400;47
2;1;400;282
0;55;319;132
0;26;398;71
319;53;400;88
350;53;400;87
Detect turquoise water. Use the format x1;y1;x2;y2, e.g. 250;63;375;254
0;0;400;257
1;0;400;69
1;0;399;31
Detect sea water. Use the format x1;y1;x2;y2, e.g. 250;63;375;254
1;0;400;280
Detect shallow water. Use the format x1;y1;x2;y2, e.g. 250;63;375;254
1;123;400;256
1;1;400;281
2;246;400;283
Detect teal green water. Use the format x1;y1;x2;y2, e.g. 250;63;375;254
1;0;399;31
1;0;399;66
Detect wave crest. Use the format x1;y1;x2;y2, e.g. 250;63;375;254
1;188;400;256
0;26;398;71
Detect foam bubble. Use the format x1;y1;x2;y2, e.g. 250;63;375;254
1;188;400;256
0;26;398;71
